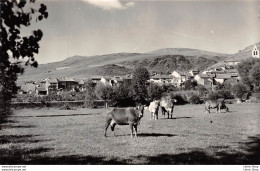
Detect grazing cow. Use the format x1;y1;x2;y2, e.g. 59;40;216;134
149;101;160;120
160;99;177;119
104;105;144;137
205;99;229;114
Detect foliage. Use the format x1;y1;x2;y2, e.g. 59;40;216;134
130;66;150;104
231;83;249;100
147;83;163;101
236;58;260;87
94;83;114;102
0;0;48;123
184;79;197;90
111;85;135;107
189;94;201;104
217;90;233;99
196;84;208;97
206;91;220;100
84;80;96;108
14;91;85;103
161;84;178;92
169;90;200;105
249;62;260;87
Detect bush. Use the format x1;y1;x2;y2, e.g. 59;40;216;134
207;91;220;100
111;85;135;107
196;85;208;97
189;94;201;104
148;83;163;101
217;90;233;99
231;83;249;101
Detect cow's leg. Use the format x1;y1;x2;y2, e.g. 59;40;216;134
226;107;229;113
110;123;116;136
133;125;138;137
129;123;134;137
217;106;220;113
155;112;158;120
205;107;210;114
104;117;112;137
171;106;174;118
150;112;153;121
154;113;157;120
162;108;165;119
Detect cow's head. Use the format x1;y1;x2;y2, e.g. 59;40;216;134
136;105;145;118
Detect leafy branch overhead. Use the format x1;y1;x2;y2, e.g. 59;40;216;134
1;0;48;69
0;0;48;122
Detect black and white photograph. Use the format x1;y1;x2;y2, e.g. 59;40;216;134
0;0;260;168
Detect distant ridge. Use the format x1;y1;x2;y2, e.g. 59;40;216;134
147;48;231;58
17;42;259;84
227;42;260;61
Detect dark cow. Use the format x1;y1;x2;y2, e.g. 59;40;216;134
205;99;229;114
160;99;177;119
104;105;144;137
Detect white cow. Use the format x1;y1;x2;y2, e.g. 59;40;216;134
149;100;160;120
160;99;177;119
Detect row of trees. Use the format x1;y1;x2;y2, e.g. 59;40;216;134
85;67;150;108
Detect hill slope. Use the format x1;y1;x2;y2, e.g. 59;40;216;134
17;43;259;84
148;48;231;59
121;55;224;74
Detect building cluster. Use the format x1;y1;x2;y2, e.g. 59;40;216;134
18;75;134;96
18;61;241;96
150;60;240;89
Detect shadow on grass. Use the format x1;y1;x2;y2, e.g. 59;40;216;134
138;133;177;137
0;135;46;144
1;135;259;165
15;113;101;118
166;117;192;120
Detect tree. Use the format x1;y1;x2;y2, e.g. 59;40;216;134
236;58;260;87
0;0;48;123
84;80;96;108
249;62;260;87
112;84;135;107
94;83;114;108
196;84;208;97
184;79;197;90
130;66;150;104
148;83;163;101
231;83;249;103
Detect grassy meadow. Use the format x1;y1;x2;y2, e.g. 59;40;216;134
0;103;259;164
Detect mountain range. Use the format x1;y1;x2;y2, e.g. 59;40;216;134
17;42;260;85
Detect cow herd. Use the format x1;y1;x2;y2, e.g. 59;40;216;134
104;98;229;137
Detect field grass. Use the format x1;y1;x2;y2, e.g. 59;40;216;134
0;104;259;165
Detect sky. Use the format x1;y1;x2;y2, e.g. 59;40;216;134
22;0;260;64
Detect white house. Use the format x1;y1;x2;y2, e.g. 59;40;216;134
150;75;175;85
100;76;111;85
171;71;187;82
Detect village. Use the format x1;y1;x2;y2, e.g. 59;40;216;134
18;60;240;96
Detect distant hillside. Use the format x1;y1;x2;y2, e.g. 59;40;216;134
208;42;260;69
228;42;260;61
121;55;224;74
17;43;259;84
